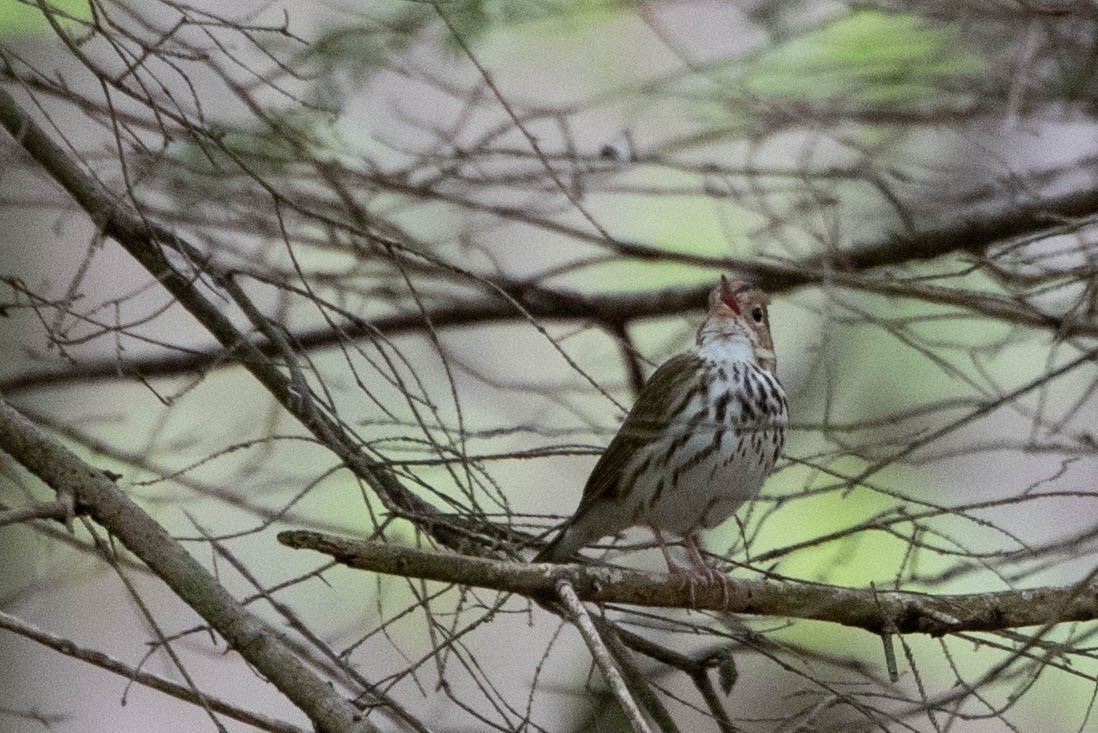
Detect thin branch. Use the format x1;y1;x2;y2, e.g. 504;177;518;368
608;320;646;399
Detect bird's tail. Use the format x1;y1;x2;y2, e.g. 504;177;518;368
533;523;576;563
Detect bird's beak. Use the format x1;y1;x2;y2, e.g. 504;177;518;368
716;275;741;316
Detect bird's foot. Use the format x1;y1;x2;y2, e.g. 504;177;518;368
684;534;733;608
666;562;731;609
652;528;733;608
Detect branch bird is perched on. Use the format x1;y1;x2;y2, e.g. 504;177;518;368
535;276;788;585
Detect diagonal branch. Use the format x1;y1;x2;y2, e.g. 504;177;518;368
0;399;373;733
553;581;652;733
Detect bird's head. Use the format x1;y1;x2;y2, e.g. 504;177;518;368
697;275;777;371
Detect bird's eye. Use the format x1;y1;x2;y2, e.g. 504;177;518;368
751;307;764;323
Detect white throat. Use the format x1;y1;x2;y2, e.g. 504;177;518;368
696;334;755;365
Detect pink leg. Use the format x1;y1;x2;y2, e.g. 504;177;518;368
651;527;699;607
684;533;731;608
651;527;681;573
684;534;728;580
683;533;711;573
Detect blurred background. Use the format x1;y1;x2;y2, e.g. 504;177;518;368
2;1;1098;731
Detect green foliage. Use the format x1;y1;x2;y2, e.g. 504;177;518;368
0;0;90;37
739;10;985;109
302;1;624;88
435;0;613;47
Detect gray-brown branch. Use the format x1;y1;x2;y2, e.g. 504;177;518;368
278;530;1098;637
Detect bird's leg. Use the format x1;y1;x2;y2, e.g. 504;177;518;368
684;533;731;608
683;533;715;576
652;526;699;608
651;526;680;573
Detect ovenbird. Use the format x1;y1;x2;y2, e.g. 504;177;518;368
535;276;787;581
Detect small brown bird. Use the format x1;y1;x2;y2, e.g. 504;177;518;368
535;276;787;582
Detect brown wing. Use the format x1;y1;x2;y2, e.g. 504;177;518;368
574;353;703;512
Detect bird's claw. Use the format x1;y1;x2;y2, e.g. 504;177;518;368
667;563;731;609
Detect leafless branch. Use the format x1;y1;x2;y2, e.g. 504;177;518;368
279;531;1098;636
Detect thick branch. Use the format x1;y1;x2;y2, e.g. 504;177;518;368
279;531;1098;636
0;399;372;733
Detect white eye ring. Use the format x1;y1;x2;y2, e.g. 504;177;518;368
751;307;764;323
